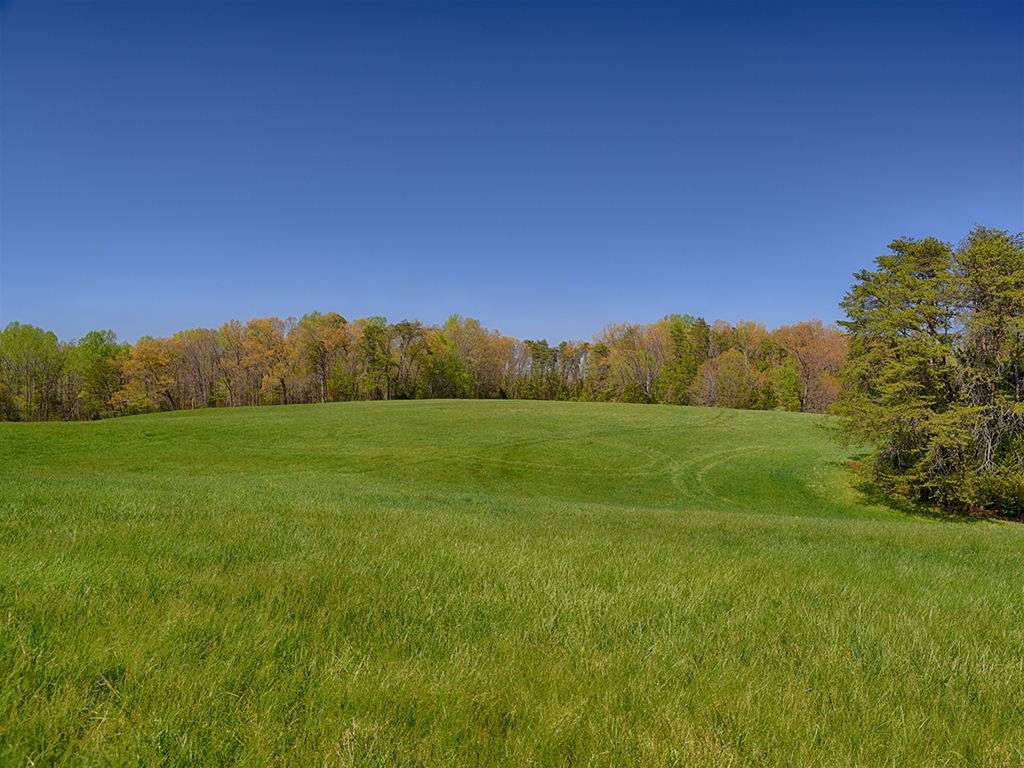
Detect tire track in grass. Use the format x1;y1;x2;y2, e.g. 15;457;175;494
635;443;767;510
690;445;767;509
347;406;779;512
466;431;765;512
471;437;663;478
455;408;750;508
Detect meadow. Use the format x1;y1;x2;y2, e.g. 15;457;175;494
1;400;1022;766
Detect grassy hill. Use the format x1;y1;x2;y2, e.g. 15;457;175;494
2;401;1022;766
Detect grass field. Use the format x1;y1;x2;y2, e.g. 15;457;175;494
2;400;1022;766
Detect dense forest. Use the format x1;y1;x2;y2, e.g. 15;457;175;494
0;313;846;421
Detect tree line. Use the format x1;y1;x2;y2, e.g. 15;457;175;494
0;312;846;421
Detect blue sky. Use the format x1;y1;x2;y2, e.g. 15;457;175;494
2;0;1021;345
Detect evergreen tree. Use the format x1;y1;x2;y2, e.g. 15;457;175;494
659;314;700;405
837;227;1024;514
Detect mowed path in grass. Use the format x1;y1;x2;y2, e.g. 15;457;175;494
2;399;890;518
1;401;1022;766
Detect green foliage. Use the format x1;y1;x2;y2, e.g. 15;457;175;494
391;319;428;400
619;381;650;403
297;311;348;403
2;402;1022;765
581;341;615;401
522;339;560;400
74;330;127;419
838;226;1024;515
659;314;705;405
418;332;470;399
355;316;395;400
769;362;803;412
0;321;64;420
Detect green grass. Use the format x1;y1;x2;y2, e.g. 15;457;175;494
1;400;1022;766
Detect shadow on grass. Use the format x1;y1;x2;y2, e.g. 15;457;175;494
844;461;1022;525
825;415;1022;524
850;477;970;523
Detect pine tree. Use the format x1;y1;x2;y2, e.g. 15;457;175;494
837;226;1024;514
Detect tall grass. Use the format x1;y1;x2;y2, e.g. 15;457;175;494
2;401;1022;765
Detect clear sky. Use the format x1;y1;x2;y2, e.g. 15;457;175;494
2;0;1021;345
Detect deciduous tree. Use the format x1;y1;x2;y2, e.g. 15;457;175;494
295;311;349;404
693;348;761;409
115;336;179;413
175;327;222;409
772;319;847;413
0;322;64;421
